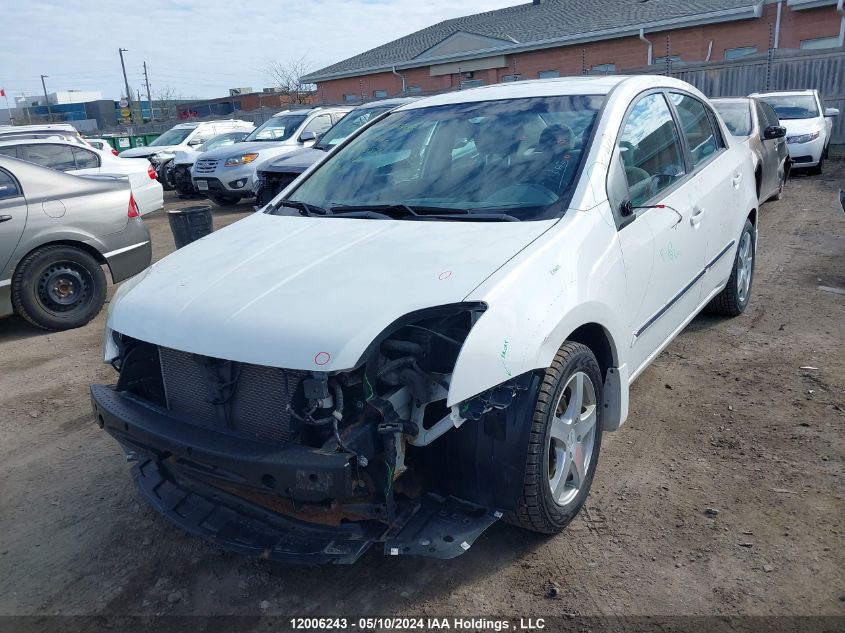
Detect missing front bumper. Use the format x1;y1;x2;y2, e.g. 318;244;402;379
91;384;501;564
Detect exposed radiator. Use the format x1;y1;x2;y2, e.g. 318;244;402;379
158;346;304;444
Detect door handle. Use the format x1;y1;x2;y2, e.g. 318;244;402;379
732;173;742;188
690;207;705;227
0;215;12;224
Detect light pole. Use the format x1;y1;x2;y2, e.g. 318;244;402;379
40;74;52;121
118;48;134;124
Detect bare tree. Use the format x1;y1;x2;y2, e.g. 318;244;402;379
152;85;183;121
263;56;316;105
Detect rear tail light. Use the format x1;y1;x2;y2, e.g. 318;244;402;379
111;148;119;156
148;164;157;180
128;194;140;218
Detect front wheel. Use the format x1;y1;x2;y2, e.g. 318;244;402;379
808;156;824;176
707;219;755;316
11;245;107;330
507;342;603;534
157;160;175;190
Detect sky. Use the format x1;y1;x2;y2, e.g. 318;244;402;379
0;0;519;103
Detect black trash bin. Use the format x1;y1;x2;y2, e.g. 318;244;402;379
167;205;214;249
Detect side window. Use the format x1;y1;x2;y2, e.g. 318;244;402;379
618;93;686;206
72;147;100;169
0;146;19;158
0;169;21;200
304;114;333;136
23;144;76;171
669;93;719;167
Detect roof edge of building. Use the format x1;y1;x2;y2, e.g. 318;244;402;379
302;2;763;83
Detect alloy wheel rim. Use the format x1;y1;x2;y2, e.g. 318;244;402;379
547;371;597;506
736;232;753;303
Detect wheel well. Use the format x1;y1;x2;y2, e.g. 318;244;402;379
567;323;614;380
747;207;758;226
15;240;107;273
754;167;762;198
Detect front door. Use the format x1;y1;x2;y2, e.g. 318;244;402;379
612;91;708;376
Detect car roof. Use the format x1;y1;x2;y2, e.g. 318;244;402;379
355;97;418;109
712;97;751;104
0;123;79;135
398;75;699;110
749;89;815;97
0;137;90;147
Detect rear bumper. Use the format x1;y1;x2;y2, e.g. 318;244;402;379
132;180;164;215
100;218;152;283
91;383;500;564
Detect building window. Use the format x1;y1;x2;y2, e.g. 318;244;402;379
725;46;757;60
654;55;682;65
538;70;560;79
800;36;840;50
501;74;521;82
372;89;387;98
460;79;484;89
407;86;422;94
590;63;616;74
342;94;359;103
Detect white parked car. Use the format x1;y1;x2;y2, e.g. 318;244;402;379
191;107;350;205
750;89;838;174
0;123;84;143
169;131;252;196
118;119;255;189
85;138;120;155
93;76;759;564
0;138;163;215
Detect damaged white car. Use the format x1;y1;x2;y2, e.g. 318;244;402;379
92;76;759;564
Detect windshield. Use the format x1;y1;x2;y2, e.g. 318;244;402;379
149;127;193;146
713;101;752;137
283;95;604;222
198;132;248;152
758;95;819;120
316;105;395;149
245;115;307;142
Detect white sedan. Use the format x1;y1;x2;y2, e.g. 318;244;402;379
94;75;759;564
0;138;163;215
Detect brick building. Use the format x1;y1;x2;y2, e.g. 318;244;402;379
303;0;845;104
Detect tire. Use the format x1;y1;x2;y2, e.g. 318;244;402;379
11;245;107;331
207;193;241;206
507;342;604;534
157;160;174;191
706;219;755;317
808;156;824;176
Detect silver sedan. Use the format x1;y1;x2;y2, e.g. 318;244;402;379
0;156;151;330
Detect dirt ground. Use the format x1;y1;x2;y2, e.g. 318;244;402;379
0;165;843;627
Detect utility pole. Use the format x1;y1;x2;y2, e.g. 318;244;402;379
143;61;152;122
118;48;133;124
40;74;52;121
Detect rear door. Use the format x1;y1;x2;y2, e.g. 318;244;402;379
0;167;28;278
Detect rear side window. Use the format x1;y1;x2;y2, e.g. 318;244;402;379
22;144;76;171
72;146;100;169
618;93;686;206
0;169;21;199
669;93;719;167
304;114;333;136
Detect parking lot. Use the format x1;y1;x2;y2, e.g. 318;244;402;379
0;165;843;622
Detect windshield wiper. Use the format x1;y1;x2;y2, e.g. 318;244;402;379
330;203;471;217
273;199;328;216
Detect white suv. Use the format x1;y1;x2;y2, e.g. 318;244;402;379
118;120;254;186
750;89;838;174
191;107;350;205
95;76;759;563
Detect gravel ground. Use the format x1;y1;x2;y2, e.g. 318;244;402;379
0;166;843;627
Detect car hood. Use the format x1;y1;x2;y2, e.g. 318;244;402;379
120;146;174;158
781;117;822;136
108;211;554;371
199;140;289;160
261;147;326;173
173;148;200;165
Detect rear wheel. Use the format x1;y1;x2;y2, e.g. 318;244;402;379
507;342;603;534
11;245;107;330
207;193;241;206
706;219;755;316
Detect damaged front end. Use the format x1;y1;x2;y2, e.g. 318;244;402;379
92;303;541;564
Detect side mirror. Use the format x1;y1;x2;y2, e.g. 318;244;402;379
763;125;786;140
824;107;839;117
299;131;317;143
188;138;204;146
